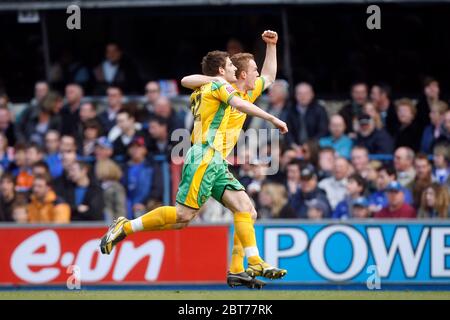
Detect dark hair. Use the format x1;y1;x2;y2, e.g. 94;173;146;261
377;164;397;178
415;153;431;164
319;146;335;155
84;119;104;136
348;173;367;194
12;194;28;209
423;76;438;88
287;159;303;172
0;172;15;184
33;173;52;186
61;134;76;142
32;160;50;171
106;85;123;94
118;105;136;119
303;139;320;167
373;82;392;98
26;142;44;154
149;115;168;127
351;81;367;90
14;142;27;152
106;42;122;51
201;50;229;76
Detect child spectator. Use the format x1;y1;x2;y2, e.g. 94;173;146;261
12;196;29;223
32;161;51;177
332;173;366;219
13;143;34;193
351;197;371;218
306;199;329;220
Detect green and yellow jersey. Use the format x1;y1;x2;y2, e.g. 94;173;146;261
189;81;237;152
176;77;266;209
222;76;265;158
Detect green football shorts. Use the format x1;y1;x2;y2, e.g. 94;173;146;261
176;144;245;209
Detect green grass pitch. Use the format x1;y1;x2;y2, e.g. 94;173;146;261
1;290;449;300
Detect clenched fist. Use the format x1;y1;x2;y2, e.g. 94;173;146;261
261;30;278;45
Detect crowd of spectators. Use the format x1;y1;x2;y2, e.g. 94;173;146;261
0;44;449;223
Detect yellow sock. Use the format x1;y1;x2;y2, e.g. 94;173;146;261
229;232;245;273
124;206;177;235
234;212;263;265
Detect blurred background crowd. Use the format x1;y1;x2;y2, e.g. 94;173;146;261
0;40;449;224
0;2;449;224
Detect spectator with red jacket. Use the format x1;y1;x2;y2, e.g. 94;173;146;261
374;181;417;218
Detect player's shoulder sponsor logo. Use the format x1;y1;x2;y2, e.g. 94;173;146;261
226;85;236;94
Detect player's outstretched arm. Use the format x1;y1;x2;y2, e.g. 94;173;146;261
181;74;220;89
260;30;278;90
229;95;288;134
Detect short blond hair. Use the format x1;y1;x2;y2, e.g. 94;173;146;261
395;98;417;116
430;100;448;114
231;53;255;79
95;159;122;182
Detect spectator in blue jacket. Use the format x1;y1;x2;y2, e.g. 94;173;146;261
354;113;394;155
288;163;331;219
44;130;64;178
319;114;353;158
122;136;154;218
333;173;367;219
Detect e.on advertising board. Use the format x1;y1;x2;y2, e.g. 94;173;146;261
0;225;228;285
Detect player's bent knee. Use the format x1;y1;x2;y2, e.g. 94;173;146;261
176;206;198;223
